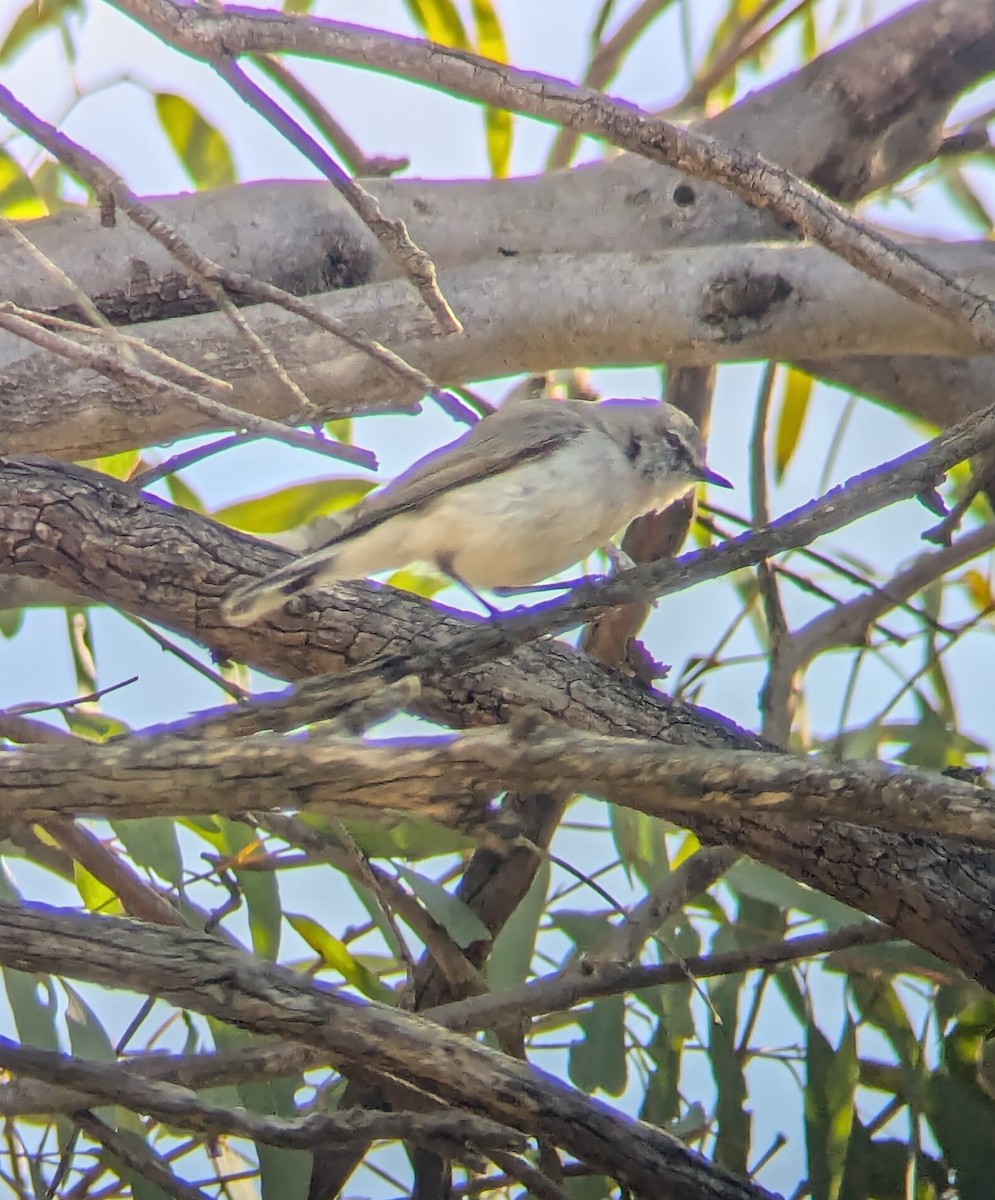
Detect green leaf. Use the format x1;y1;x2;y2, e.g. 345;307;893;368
78;450;140;481
286;912;392;1001
394;864;491;948
111;818;184;888
590;0;622;45
154;93;236;190
208;1022;312;1200
725;859;861;928
609;806;670;888
806;1018;858;1200
384;566;448;599
0;864;61;1051
309;813;475;859
774;366;814;480
0;0;83;64
62;981;115;1061
214;478;375;534
64;606;96;695
487;859;549;990
708;975;750;1174
62;710;130;741
0;607;24;638
197;819;281;960
569;995;627;1095
163;472;205;514
926;1072;995;1200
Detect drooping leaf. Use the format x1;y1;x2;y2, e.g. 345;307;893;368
209;1021;312;1200
0;147;43;218
196;818;281;960
472;0;513;177
62;980;115;1061
569;994;627;1096
163;472;205;514
708;973;750;1174
805;1018;858;1200
74;861;123;916
0;607;24;638
403;0;469;47
0;0;83;64
214;478;375;534
487;860;549;990
395;864;490;949
286;912;392;1001
111;818;185;888
154;93;236;191
774;366;814;480
78;450;141;481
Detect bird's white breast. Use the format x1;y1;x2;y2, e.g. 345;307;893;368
407;429;655;588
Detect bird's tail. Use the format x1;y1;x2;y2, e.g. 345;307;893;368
220;550;338;627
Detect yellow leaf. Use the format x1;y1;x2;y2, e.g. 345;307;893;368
774;366;814;480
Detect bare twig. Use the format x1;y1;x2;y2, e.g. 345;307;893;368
0;84;444;441
74;1110;212;1200
254;55;408;176
751;365;791;744
761;522;995;732
430;922;893;1033
111;0;995;352
0;303;376;468
214;58;461;335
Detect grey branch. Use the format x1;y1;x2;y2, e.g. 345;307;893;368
0;901;775;1200
3;729;992;853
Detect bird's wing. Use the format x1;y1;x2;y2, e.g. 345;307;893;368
312;403;593;549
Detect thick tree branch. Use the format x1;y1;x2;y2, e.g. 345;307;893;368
112;0;995;354
3;730;991;859
4;241;994;460
0;900;774;1200
1;458;992;982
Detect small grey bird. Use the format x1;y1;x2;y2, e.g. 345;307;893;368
221;397;731;625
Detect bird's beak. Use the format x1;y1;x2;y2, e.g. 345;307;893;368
695;462;733;489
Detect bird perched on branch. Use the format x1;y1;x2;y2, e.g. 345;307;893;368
221;397;731;625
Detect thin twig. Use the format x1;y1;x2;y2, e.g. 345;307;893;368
0;303;376;468
751;365;791;744
118;611;248;702
428;922;893;1033
73;1111;215;1200
253;55;408;176
0;84;443;441
214;59;461;335
112;0;995;353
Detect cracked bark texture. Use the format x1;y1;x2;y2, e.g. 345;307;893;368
2;458;994;987
3;4;995;1197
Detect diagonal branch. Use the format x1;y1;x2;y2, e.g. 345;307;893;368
0;900;775;1200
112;0;995;351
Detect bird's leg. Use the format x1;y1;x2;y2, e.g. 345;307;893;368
600;542;637;573
435;553;504;617
493;544;637;597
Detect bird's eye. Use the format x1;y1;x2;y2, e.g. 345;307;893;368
626;433;642;462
